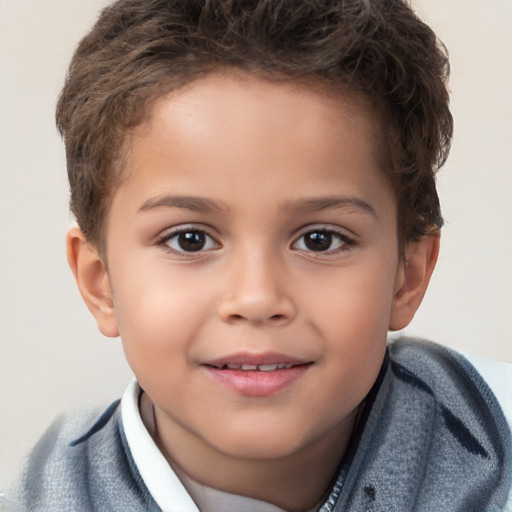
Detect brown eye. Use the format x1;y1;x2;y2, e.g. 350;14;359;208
177;231;206;251
162;229;218;253
293;228;352;254
303;232;333;251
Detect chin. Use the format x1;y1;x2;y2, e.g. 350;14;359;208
208;422;313;460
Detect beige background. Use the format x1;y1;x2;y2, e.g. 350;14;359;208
1;0;511;491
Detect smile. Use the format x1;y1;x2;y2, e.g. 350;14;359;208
207;363;297;371
202;353;312;396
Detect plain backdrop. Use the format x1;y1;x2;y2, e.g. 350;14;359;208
1;0;511;491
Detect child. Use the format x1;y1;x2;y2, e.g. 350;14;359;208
10;0;511;510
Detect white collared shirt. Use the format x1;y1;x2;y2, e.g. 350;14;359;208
121;379;200;512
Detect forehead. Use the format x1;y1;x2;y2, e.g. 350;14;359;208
147;72;379;138
130;73;383;168
112;72;393;221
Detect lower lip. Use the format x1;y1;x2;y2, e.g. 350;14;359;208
204;365;310;397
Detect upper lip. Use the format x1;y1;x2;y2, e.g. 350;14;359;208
203;352;311;369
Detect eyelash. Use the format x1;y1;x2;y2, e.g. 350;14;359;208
156;226;219;256
292;227;355;256
156;225;356;257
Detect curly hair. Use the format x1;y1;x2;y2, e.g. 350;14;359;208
56;0;452;250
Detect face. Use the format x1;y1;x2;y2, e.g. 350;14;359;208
104;73;403;466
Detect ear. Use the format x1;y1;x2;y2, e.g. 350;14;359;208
66;226;119;338
389;232;440;331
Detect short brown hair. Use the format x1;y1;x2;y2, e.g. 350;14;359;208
57;0;452;250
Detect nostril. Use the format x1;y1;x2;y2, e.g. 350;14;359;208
227;313;287;324
218;294;297;325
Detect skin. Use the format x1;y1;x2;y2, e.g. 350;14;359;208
68;72;439;511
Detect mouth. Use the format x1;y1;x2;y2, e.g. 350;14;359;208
205;362;299;371
202;353;312;396
203;352;311;371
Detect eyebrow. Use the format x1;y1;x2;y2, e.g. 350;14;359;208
138;195;226;214
137;193;377;218
284;196;377;218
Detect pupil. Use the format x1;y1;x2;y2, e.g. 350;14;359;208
178;231;206;251
305;232;332;251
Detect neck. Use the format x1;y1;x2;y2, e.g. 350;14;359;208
141;392;357;511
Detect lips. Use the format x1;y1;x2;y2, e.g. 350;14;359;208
204;352;309;369
202;352;312;396
208;362;296;371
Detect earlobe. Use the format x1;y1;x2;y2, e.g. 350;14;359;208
66;226;119;338
389;233;440;331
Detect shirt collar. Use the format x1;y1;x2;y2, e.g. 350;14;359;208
121;379;200;512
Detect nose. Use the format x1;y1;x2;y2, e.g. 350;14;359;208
217;250;297;326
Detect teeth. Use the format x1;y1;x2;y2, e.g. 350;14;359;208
241;364;258;371
258;364;278;372
214;362;298;371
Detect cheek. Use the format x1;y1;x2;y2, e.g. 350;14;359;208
110;264;210;375
311;262;397;337
306;257;396;388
